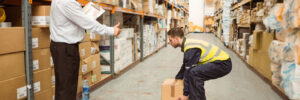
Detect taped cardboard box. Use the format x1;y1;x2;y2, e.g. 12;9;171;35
32;6;50;27
0;68;52;100
91;66;102;84
161;79;183;100
32;28;50;49
0;27;25;55
32;88;53;100
79;42;92;59
0;52;25;81
82;32;102;42
80;53;101;75
33;48;51;72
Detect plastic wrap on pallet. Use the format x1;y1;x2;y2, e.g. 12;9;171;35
282;0;300;29
269;40;285;64
280;62;300;99
263;4;284;32
221;0;232;46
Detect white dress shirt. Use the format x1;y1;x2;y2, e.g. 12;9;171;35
50;0;114;44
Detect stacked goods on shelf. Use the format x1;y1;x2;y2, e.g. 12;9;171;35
250;2;264;23
114;28;134;73
144;0;155;14
0;5;53;100
263;1;300;99
0;19;53;100
237;7;250;26
96;0;119;6
132;0;143;11
99;28;135;74
143;24;157;57
78;32;102;93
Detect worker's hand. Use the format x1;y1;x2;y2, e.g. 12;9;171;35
113;23;121;36
178;95;188;100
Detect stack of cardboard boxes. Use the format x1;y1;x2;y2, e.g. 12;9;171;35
77;32;102;94
32;5;53;100
0;5;53;100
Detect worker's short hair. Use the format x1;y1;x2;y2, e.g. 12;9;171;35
167;27;184;38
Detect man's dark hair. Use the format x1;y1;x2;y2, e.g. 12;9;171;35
167;27;184;38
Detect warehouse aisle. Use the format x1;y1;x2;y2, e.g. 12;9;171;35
90;33;282;100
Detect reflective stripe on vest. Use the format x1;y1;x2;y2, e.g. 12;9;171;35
184;39;230;64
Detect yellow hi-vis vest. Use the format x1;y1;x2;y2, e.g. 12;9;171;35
183;39;230;64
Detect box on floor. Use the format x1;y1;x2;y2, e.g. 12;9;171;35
161;79;183;100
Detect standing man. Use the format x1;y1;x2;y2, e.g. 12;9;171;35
49;0;121;100
167;28;232;100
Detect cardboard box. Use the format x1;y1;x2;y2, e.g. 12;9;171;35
91;66;102;84
32;28;51;49
83;33;102;42
79;42;92;59
80;53;101;75
0;27;25;55
0;68;52;100
30;88;53;100
33;48;51;72
79;42;100;59
161;79;184;100
33;68;52;94
0;52;25;81
32;6;50;27
251;30;263;50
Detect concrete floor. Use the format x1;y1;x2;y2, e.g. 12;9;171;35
90;33;282;100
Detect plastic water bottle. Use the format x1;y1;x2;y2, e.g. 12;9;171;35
82;77;90;100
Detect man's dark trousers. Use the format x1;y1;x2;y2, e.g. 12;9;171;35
184;59;232;100
50;41;80;100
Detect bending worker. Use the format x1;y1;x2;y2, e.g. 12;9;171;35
167;28;232;100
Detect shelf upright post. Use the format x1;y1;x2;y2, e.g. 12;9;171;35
22;0;34;100
140;0;144;61
110;7;115;78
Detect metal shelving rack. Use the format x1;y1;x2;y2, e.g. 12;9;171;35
4;0;189;99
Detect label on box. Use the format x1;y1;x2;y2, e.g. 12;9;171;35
34;82;41;93
17;86;27;99
50;57;54;67
52;75;55;85
82;64;88;73
92;75;97;83
32;38;39;48
92;61;96;69
91;47;96;54
90;33;95;39
81;49;85;56
32;16;50;26
33;60;39;70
